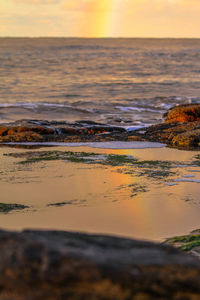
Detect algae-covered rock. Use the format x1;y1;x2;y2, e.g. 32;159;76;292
0;230;199;299
165;104;200;123
171;129;200;148
0;203;29;213
143;120;200;149
165;229;200;259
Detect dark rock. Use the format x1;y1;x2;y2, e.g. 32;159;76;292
0;120;128;144
0;230;199;299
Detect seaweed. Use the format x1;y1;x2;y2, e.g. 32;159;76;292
0;203;29;213
5;150;179;181
104;154;137;166
165;234;200;253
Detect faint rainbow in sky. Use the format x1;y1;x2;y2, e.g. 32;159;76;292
79;0;123;37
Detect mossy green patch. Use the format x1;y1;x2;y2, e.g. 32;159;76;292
180;240;200;251
138;169;175;179
132;160;172;168
0;203;29;213
129;184;148;196
5;151;137;166
5;151;102;165
165;234;200;253
104;154;137;166
5;150;180;182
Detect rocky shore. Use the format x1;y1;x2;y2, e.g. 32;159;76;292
0;229;199;300
0;104;200;149
0;105;200;299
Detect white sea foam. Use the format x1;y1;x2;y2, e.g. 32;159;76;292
116;106;164;113
123;125;149;132
0;102;71;108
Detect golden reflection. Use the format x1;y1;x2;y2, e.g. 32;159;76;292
0;146;200;241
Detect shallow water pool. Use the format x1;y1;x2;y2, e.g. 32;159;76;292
0;144;200;241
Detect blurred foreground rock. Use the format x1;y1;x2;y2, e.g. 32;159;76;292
0;230;200;299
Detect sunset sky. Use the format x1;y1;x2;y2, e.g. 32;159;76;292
1;0;200;37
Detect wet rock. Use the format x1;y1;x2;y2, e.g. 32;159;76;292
165;104;200;123
1;105;200;150
142;121;200;149
0;120;128;144
0;131;44;143
172;129;200;148
0;230;200;299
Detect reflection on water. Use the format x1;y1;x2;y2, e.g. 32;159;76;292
0;145;200;241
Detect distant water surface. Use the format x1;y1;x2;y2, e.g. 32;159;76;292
1;38;200;126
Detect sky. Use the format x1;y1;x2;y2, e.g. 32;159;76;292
1;0;200;37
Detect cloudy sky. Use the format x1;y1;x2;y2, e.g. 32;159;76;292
1;0;200;37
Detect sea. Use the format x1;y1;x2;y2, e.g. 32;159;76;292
1;38;200;127
1;38;200;240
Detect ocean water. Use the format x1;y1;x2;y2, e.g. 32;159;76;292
1;39;200;240
1;38;200;126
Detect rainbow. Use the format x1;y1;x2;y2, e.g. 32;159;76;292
79;0;123;37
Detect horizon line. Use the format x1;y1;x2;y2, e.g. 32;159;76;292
1;36;200;39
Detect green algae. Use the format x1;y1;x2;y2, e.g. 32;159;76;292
165;234;200;253
181;240;200;252
129;184;148;194
132;160;172;168
0;203;29;213
5;150;180;183
5;151;137;166
104;154;137;166
5;151;175;168
6;151;100;164
138;169;175;179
